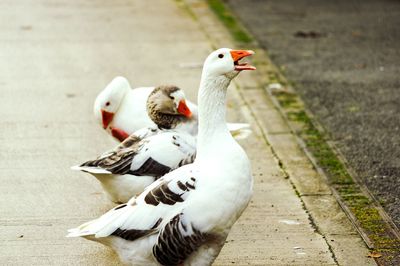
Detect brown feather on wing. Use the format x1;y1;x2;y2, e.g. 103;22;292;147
115;134;141;150
80;148;137;175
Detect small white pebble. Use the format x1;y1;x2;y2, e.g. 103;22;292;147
296;252;307;255
279;219;301;225
267;83;283;91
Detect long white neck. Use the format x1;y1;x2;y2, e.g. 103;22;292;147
196;73;232;161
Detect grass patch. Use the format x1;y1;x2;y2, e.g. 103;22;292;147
207;0;253;43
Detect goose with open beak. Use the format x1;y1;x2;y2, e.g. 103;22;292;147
68;48;255;265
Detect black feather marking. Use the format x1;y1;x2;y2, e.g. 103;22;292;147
111;219;160;241
151;218;163;229
185;181;195;190
114;204;127;210
153;214;208;265
144;178;196;206
80;149;136;175
160;185;184;204
111;228;153;241
157;186;176;205
177;181;186;191
129;157;171;177
144;190;159;206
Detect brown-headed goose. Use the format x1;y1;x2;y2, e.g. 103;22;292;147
68;48;255;265
94;78;194;142
94;77;250;142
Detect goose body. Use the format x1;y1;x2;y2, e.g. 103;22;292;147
68;48;255;265
72;129;196;203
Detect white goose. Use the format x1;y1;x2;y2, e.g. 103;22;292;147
94;78;194;141
94;76;250;141
68;48;255;265
73;86;197;203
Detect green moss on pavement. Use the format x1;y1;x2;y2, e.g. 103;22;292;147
274;90;400;261
206;0;253;43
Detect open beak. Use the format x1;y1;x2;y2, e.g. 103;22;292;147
230;50;256;71
101;109;114;129
177;100;192;118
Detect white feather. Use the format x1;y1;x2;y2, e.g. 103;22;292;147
70;165;111;174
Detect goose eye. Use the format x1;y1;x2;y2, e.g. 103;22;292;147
105;101;110;106
169;96;174;100
218;54;224;59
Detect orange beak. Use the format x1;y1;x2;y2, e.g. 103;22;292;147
230;50;256;71
177;100;192;118
101;109;114;129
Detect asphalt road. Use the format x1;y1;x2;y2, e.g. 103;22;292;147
224;0;400;228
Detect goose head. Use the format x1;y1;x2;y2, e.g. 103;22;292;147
202;48;256;79
94;76;130;129
147;85;193;128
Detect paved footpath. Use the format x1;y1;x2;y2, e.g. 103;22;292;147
0;0;375;265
